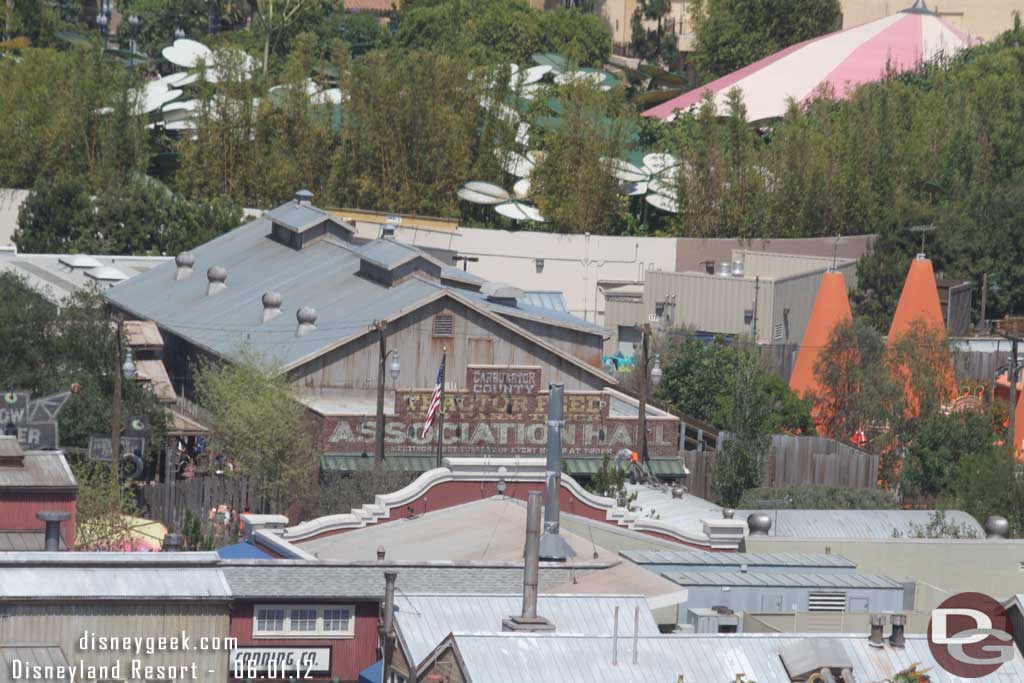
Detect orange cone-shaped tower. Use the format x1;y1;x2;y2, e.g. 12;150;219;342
887;254;956;415
790;270;853;430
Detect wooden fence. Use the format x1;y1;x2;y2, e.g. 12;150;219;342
682;434;879;501
138;475;266;540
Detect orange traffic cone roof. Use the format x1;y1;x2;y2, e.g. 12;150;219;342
888;254;947;342
790;270;852;399
1014;390;1024;462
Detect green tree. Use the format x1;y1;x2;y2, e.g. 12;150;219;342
249;0;330;77
690;0;841;81
955;446;1024;537
630;0;677;66
530;81;629;234
71;459;143;550
713;350;770;506
901;410;997;503
194;350;318;514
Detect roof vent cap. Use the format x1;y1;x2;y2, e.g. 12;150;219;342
261;291;283;323
296;306;317;336
294;189;314;205
175;252;195;280
382;223;397;238
207;265;227;295
984;515;1009;539
747;512;772;536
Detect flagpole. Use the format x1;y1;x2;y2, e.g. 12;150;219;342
436;349;446;469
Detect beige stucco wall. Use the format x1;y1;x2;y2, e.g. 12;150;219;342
841;1;1019;40
595;0;696;52
745;536;1024;612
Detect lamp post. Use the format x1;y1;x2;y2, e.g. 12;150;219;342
636;324;662;465
96;12;109;47
111;317;137;484
374;321;401;465
175;27;186;40
127;15;140;70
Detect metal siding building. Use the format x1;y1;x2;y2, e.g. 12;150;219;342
620;550;858;575
662;570;906;620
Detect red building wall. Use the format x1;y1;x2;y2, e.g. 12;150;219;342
0;492;77;548
229;601;379;683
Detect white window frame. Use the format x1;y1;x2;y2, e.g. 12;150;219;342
252;604;355;639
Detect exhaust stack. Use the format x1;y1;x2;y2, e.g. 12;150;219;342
539;383;575;561
36;511;70;551
502;491;554;632
380;571;398;679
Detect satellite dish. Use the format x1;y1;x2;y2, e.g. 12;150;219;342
523;64;552;84
645;192;679;214
495;201;545;222
607;158;646;183
157;72;197;88
58;254;103;270
457;181;510;205
619;181;647;196
138;86;182;114
515;122;531;146
312;88;344;105
643;153;679;175
648;177;675;197
513;177;531;199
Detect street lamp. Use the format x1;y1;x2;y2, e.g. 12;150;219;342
122;348;137;381
636;326;661;465
388;351;401;382
374;322;400;464
650;354;662;387
96;12;109;47
127;15;140;70
175;27;186;40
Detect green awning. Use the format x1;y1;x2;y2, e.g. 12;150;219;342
321;453;436;473
563;457;688;479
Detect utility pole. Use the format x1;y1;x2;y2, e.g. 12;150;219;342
638;324;650;465
978;273;989;333
111;314;123;485
751;276;760;341
997;325;1024;451
374;321;387;466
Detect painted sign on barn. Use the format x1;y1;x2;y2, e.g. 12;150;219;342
0;390;70;450
316;382;680;457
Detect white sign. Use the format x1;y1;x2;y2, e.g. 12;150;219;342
231;647;330;678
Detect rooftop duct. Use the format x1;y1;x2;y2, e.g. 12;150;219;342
296;307;317;336
716;260;732;277
868;614;886;647
261;291;282;323
36;511;70;551
889;613;906;648
206;265;227;296
382;223;397;238
175;252;195;280
502;491;554;632
539;383;575;561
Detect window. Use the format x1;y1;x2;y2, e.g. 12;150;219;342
433;314;454;337
256;607;284;633
252;604;355;638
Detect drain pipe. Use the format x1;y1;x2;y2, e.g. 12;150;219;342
381;571;397;680
539;383;575;561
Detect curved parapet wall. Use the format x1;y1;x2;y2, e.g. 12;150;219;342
277;458;727;551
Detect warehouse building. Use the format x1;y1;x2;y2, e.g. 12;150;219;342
0;437;77;550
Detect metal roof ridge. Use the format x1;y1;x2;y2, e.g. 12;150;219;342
397;592;647;599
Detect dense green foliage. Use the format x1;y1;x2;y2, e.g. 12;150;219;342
901;410;1001;503
0;272;167;450
737;485;898;510
630;0;677;66
689;0;841;81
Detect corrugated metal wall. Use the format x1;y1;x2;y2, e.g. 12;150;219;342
602;296;645;354
0;603;230;673
679;584;903;620
290;297;607;393
0;493;76;548
645;270;774;338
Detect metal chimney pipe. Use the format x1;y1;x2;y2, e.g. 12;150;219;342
36;511;70;551
539;384;575;561
381;571;397;681
889;613;907;648
522;491;541;620
611;605;619;666
376;545;386;561
632;606;639;664
868;614;886;647
163;533;184;551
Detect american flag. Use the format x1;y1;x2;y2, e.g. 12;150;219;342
421;355;446;439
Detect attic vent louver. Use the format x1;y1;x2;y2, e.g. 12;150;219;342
296;306;317;336
175;252;195;280
207;265;227;295
432;314;453;337
261;292;282;323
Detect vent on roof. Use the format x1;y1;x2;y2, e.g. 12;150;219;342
296;306;317;336
267;193;353;250
481;282;523;307
85;266;130;282
433;314;454;337
0;436;24;468
779;639;855;682
357;240;442;287
261;292;282;323
207;266;227;296
808;591;847;612
59;254;103;270
175;252;195;280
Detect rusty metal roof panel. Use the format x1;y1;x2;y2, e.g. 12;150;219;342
0;448;76;491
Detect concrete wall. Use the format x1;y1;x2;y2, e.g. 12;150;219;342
0;189;28;248
595;0;696;52
744;537;1024;612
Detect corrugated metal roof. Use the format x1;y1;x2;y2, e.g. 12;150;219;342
356;239;442;271
0;531;66;551
437;633;1024;683
0;645;70;682
521;291;569;313
661;570;903;590
0;252;168;304
458;285;605;334
105;204;604;369
0;449;76;491
221;564;567;600
0;567;230;600
621;550;856;569
735;509;984;539
395;593;659;668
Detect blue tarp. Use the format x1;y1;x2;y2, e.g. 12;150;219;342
216;542;273;560
359;660;383;683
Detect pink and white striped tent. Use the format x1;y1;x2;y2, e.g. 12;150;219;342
643;0;978;123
